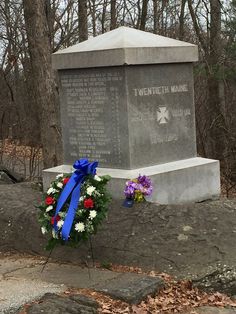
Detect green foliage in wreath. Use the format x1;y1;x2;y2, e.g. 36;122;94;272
37;173;111;250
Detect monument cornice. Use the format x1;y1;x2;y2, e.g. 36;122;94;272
52;27;198;70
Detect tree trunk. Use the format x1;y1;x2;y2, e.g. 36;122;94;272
88;0;96;36
140;0;149;30
210;0;221;65
101;0;108;33
23;0;62;168
79;0;88;42
110;0;117;30
160;0;167;35
206;0;223;160
188;0;223;160
45;0;54;48
153;0;158;34
179;0;187;40
136;0;141;29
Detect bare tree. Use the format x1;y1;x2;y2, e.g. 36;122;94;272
23;0;62;168
179;0;187;39
79;0;88;41
110;0;117;29
88;0;97;36
1;0;236;189
188;0;224;159
153;0;158;34
140;0;149;30
101;0;108;33
207;0;224;160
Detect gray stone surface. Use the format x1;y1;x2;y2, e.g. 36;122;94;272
0;183;43;254
0;273;64;313
43;164;73;192
24;293;98;314
59;63;197;168
126;63;196;167
193;265;236;296
59;67;128;168
5;259;122;288
94;272;164;304
0;183;236;278
0;165;23;184
1;257;236;314
1;256;164;304
98;157;220;204
0;171;14;184
69;295;99;309
43;158;220;204
48;25;220;204
0;255;164;311
52;26;198;69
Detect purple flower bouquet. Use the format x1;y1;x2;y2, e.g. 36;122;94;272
123;175;153;207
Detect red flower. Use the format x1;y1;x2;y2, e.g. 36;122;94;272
84;198;94;209
51;215;60;225
45;196;55;205
63;177;70;185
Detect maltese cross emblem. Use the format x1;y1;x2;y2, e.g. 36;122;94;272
157;106;169;124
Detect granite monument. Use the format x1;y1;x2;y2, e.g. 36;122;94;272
43;27;220;204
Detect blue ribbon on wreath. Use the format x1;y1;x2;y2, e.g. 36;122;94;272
53;158;98;241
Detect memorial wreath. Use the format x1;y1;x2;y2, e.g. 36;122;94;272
38;159;111;250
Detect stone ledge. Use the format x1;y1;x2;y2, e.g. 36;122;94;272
43;157;221;204
93;273;164;304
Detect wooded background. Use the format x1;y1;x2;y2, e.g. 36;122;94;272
0;0;235;190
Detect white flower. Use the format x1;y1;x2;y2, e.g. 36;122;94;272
79;196;85;202
89;210;97;220
75;222;85;232
57;220;64;229
46;205;53;212
41;226;47;234
56;173;64;179
52;229;58;239
86;186;96;196
47;187;56;195
57;182;63;189
94;175;102;182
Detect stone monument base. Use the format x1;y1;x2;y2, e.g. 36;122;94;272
42;157;220;205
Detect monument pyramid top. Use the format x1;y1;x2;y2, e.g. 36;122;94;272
52;26;198;69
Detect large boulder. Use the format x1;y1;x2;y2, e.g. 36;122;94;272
0;165;24;184
24;293;99;314
1;183;236;280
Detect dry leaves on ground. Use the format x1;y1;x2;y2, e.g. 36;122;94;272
12;252;236;313
73;266;236;313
